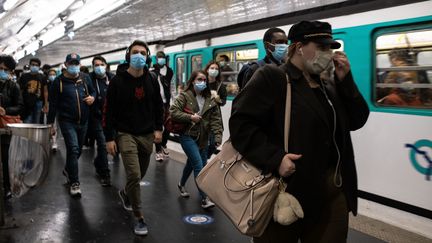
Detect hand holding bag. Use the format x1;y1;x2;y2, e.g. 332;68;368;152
0;115;22;128
164;107;194;134
196;74;297;237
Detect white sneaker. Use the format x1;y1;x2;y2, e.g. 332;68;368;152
51;143;58;152
70;183;82;197
155;152;164;162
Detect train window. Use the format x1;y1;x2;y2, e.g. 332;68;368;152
375;29;432;109
191;55;202;72
215;46;258;97
176;56;186;94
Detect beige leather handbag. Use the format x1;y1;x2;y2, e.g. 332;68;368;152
196;74;291;237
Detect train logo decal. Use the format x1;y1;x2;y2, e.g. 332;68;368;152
405;139;432;181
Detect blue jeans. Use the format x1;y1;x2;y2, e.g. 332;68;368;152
179;135;208;199
24;100;43;124
59;120;88;184
89;117;109;177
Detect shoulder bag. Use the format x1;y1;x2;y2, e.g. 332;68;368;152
196;74;292;237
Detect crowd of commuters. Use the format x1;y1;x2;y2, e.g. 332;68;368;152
0;20;382;242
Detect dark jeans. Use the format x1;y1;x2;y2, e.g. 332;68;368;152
89;117;109;177
179;134;208;199
1;135;11;192
24;100;43;124
155;103;170;152
59;120;88;184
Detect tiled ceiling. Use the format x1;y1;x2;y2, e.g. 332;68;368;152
0;0;346;67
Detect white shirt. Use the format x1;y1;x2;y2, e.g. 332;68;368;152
157;74;167;104
196;94;205;115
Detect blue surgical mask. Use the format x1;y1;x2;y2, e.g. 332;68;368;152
194;81;207;92
219;61;226;67
130;53;146;69
30;65;40;73
48;75;56;82
94;66;106;76
0;70;9;80
270;44;288;62
157;58;166;66
67;65;80;76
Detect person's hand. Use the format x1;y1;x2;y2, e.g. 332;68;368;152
190;113;202;123
84;96;95;105
154;130;162;143
0;107;5;116
50;126;56;136
278;153;302;177
333;51;351;81
106;141;117;156
42;104;49;113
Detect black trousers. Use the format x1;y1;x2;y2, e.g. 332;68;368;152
253;170;349;243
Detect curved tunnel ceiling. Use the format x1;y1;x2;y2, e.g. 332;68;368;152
0;0;346;67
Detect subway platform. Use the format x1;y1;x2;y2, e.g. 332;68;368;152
0;141;430;243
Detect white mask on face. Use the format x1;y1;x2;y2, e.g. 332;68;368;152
302;49;334;75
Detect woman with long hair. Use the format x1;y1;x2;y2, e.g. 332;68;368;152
204;61;227;158
170;70;223;209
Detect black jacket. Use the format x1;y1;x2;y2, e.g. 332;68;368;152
103;69;163;141
152;64;173;103
229;62;369;216
89;71;113;119
0;80;23;116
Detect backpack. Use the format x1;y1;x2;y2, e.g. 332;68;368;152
237;59;266;91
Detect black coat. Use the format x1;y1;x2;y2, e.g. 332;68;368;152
229;62;369;217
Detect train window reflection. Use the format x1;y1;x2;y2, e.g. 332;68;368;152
375;29;432;109
191;55;202;72
215;45;258;97
176;56;186;96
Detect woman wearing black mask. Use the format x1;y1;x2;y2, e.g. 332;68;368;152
230;21;369;242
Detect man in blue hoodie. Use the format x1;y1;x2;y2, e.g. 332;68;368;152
48;53;95;198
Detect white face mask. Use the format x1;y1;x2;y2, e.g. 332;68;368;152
208;69;219;78
302;49;334;75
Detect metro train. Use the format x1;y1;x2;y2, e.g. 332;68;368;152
77;1;432;219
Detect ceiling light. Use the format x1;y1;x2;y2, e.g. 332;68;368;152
3;0;19;11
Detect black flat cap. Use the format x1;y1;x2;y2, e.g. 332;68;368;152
288;21;341;49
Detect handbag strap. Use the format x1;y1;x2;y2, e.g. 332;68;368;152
284;74;291;153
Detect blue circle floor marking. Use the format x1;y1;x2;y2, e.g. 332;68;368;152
139;181;151;186
183;214;214;225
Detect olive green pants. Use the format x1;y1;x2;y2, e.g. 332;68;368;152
117;132;154;215
253;170;349;243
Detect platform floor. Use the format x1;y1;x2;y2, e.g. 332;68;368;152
0;143;401;242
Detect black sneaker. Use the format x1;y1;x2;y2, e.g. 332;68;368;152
118;189;132;211
201;197;215;209
134;218;148;236
98;174;111;187
177;183;190;198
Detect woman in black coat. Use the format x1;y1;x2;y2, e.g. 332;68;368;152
229;21;369;243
